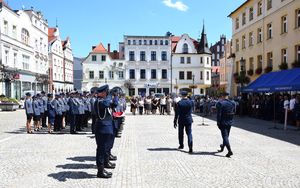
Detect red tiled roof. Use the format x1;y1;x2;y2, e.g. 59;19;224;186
171;35;199;52
48;28;57;42
109;51;120;60
92;43;107;53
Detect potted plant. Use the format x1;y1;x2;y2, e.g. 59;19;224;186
279;62;288;70
292;60;300;68
247;69;254;76
255;67;262;75
0;95;19;111
264;66;273;73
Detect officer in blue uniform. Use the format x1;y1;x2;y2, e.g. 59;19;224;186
32;95;41;131
53;93;63;132
68;91;79;134
173;91;194;153
25;92;34;133
47;93;55;133
94;84;117;178
216;92;235;158
90;87;98;134
41;91;48;127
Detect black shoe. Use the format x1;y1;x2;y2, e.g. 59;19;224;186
103;169;112;176
178;145;184;149
97;166;112;178
189;148;193;153
218;144;225;152
104;162;116;169
70;131;78;134
225;151;233;158
109;154;117;161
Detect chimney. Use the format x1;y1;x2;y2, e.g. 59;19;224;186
92;46;96;50
108;43;111;53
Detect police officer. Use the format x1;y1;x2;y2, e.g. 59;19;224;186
173;91;194;153
53;93;63;132
25;92;34;134
47;93;55;133
41;91;48;127
216;92;235;158
90;87;98;134
68;91;79;134
94;84;117;178
32;95;41;132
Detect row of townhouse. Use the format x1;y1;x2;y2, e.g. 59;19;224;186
0;1;73;99
82;25;212;96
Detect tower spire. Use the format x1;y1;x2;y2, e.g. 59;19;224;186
198;21;211;54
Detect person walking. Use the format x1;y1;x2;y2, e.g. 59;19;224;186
24;92;34;134
173;91;194;153
216;92;235;158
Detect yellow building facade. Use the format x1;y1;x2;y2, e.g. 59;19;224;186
229;0;300;95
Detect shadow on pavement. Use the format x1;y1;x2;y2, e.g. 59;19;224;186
67;156;96;163
147;147;225;157
194;113;300;146
48;171;96;182
56;163;97;169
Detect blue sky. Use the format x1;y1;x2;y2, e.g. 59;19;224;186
7;0;245;57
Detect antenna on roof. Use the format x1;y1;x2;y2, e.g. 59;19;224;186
56;18;58;27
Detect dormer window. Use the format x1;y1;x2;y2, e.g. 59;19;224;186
183;43;189;54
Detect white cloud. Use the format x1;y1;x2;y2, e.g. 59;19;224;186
162;0;189;12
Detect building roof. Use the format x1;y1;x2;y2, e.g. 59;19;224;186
171;35;199;53
0;0;12;10
109;51;120;60
92;43;107;53
198;24;211;54
48;28;57;42
228;0;250;17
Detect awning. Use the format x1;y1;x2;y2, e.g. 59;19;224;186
243;68;300;93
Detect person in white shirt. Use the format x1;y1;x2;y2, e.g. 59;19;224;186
289;95;296;111
160;96;166;115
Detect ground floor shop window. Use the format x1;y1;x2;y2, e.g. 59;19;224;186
129;88;135;96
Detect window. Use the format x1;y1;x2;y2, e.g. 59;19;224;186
22;55;30;70
183;43;189;53
12;25;17;39
200;57;203;64
200;71;203;80
296;9;300;28
281;15;288;33
129;69;135;79
249;7;254;21
257;55;263;68
140;69;146;79
165;40;169;45
257;28;263;43
187;71;192;80
281;48;287;63
140;51;146;61
258;1;262;16
179;71;185;80
242;12;246;25
109;71;114;79
242;35;246;49
206;71;210;80
99;71;104;79
118;71;124;79
101;55;106;61
235;18;239;30
161;51;167;61
13;53;17;67
139;40;142;45
154;40;158;45
151;51;156;61
160;40;163;45
207;57;210;65
236;39;239;52
162;69;167;79
249;57;254;70
144;40;147;45
151;69;156;79
89;71;94;79
4;50;9;64
92;55;97;61
267;0;272;10
249;32;254;46
267;52;273;67
187;57;191;64
149;40;153;45
296;45;300;61
129;51;135;61
3;20;8;35
128;40;131;45
180;57;185;64
267;23;272;39
21;28;30;45
133;40;136;45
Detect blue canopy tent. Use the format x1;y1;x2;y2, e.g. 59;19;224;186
243;68;300;93
242;68;300;130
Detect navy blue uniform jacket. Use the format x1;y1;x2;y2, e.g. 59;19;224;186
174;98;194;125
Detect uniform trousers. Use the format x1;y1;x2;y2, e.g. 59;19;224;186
42;111;47;127
69;113;76;133
95;133;112;167
218;125;232;151
54;114;62;131
91;114;96;134
178;123;193;149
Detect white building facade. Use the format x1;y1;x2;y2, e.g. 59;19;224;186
172;32;211;95
0;3;49;99
124;35;171;96
62;38;74;92
82;43;126;92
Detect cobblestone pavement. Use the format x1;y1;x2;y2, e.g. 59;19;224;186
0;110;299;188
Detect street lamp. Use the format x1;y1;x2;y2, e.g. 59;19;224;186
192;74;195;96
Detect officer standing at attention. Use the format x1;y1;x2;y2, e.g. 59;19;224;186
216;92;235;158
68;91;79;134
41;91;48;128
173;91;194;153
94;84;117;178
25;92;34;134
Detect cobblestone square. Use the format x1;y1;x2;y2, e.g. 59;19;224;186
0;110;299;188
